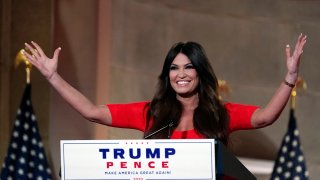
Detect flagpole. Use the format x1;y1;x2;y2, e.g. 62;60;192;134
14;49;32;84
290;77;307;110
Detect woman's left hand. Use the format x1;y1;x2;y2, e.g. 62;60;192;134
285;34;307;83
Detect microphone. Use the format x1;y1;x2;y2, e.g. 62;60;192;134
144;120;174;139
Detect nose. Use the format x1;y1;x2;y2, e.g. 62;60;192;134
178;68;186;78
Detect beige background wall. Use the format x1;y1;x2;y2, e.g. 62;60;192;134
1;0;320;179
107;1;320;179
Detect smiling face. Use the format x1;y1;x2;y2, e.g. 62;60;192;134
169;53;199;98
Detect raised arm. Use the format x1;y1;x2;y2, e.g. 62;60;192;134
251;34;307;128
23;41;112;126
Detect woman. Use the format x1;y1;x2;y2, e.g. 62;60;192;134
23;34;307;145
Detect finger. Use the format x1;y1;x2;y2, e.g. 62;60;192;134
31;41;45;57
22;49;35;61
293;37;304;58
297;34;308;50
22;48;32;58
294;34;303;52
285;44;291;59
298;35;307;50
24;43;33;53
22;49;40;67
295;36;307;57
298;33;303;42
53;47;62;60
24;42;40;58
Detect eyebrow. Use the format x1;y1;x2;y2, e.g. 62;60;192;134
170;63;193;66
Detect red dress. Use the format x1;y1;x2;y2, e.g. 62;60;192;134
106;102;259;139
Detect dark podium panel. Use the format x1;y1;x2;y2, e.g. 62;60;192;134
215;141;256;180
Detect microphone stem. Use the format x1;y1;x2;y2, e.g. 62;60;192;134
144;121;174;139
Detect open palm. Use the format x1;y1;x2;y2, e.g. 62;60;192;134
23;41;61;80
286;34;307;75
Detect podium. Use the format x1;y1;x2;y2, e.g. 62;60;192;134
60;139;255;180
215;141;256;180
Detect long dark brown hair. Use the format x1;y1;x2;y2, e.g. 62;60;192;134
144;42;229;144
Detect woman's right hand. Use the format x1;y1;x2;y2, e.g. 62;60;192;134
23;41;61;81
23;41;112;125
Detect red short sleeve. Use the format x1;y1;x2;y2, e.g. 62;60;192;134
225;103;259;133
106;102;148;132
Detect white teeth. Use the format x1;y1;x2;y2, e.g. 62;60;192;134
177;81;189;85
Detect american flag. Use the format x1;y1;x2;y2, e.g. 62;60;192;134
270;109;309;180
1;84;52;179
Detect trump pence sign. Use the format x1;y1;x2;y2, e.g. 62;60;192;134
60;139;216;180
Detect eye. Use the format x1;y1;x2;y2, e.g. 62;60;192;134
185;64;195;69
170;65;178;70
